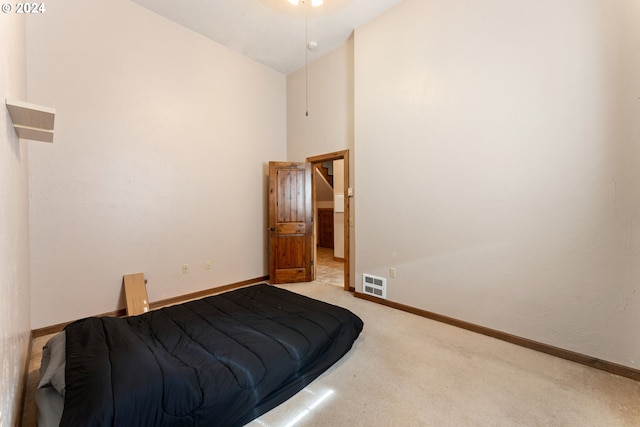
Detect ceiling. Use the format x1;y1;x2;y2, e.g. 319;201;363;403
131;0;403;75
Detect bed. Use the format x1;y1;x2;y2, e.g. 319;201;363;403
36;284;364;426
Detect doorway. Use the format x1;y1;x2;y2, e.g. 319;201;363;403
307;150;351;291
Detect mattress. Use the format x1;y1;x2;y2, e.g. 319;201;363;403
36;284;363;426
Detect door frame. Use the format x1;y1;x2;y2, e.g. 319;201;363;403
307;150;351;291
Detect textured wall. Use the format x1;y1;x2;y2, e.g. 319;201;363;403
27;0;287;328
0;11;31;427
354;0;640;368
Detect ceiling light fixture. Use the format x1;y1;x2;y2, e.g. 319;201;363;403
288;0;323;6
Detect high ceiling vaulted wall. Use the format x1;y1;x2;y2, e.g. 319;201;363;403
131;0;402;74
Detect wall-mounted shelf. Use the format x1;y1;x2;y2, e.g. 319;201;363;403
5;99;55;143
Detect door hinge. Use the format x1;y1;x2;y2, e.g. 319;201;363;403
311;259;314;266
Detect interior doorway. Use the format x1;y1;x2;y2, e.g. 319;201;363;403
307;150;350;291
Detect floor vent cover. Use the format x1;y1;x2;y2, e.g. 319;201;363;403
363;274;387;299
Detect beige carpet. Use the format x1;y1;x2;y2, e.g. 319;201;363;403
23;249;640;426
253;280;640;426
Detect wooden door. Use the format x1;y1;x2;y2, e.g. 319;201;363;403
268;162;313;284
317;208;334;249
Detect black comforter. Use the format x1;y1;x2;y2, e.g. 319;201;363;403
61;284;363;426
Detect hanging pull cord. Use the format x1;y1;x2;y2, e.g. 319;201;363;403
305;5;309;117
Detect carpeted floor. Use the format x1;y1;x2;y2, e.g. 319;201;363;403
22;249;640;426
254;279;640;426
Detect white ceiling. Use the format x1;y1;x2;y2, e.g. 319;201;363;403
131;0;403;75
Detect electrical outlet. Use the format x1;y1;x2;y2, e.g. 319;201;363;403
205;260;212;270
182;264;189;274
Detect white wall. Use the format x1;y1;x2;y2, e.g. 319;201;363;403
287;37;354;282
27;0;286;328
613;0;640;368
355;0;640;368
0;12;31;426
287;37;354;161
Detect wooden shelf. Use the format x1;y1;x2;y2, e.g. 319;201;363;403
5;99;55;143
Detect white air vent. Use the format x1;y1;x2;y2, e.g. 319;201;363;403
363;274;386;299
